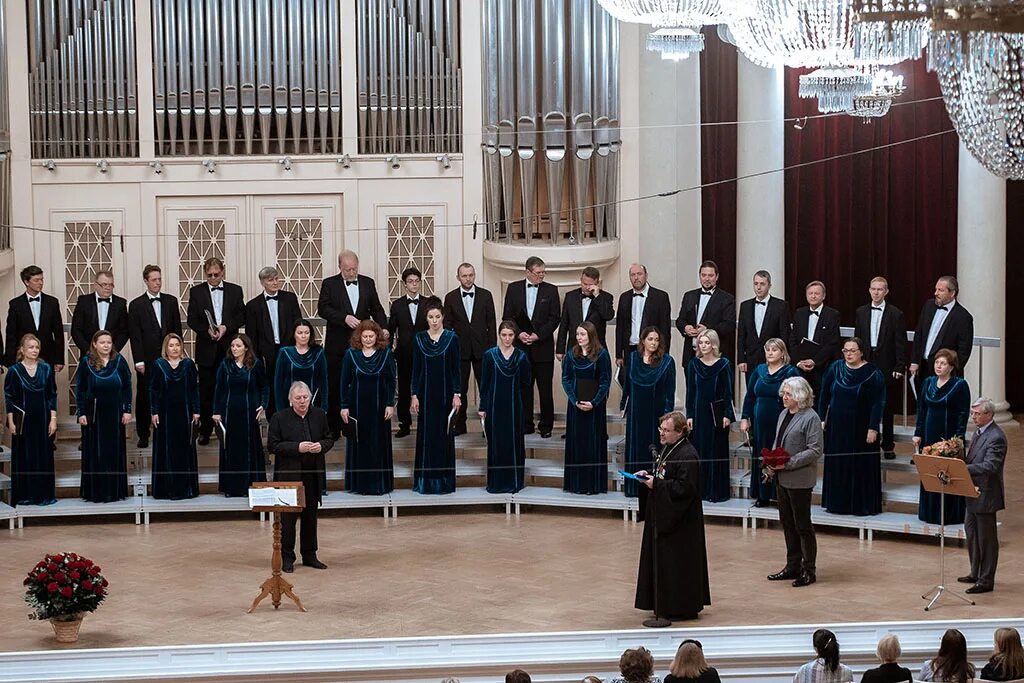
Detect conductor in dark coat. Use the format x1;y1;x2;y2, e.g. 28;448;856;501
676;260;736;366
736;270;791;374
910;275;974;392
71;270;129;355
389;266;441;437
960;398;1007;594
790;280;840;396
556;266;615;359
443;263;496;435
5;265;65;369
244;266;302;418
634;411;710;622
854;277;907;458
268;381;335;572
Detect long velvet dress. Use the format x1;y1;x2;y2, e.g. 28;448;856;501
620;350;676;498
915;375;971;525
479;346;531;493
740;362;800;504
4;362;57;506
149;357;201;500
213;357;269;497
339;346;397;495
563;348;612;495
411;329;461;494
275;345;330;494
76;354;132;503
685;357;736;502
818;360;887;516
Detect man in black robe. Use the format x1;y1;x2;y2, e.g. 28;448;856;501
634;411;710;623
268;381;334;573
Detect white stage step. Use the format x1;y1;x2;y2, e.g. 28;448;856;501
389;487;514;517
12;497;143;528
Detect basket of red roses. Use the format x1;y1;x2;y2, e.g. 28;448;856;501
23;552;108;643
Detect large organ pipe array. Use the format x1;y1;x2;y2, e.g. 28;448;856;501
28;0;139;159
356;0;462;154
152;0;343;156
483;0;620;245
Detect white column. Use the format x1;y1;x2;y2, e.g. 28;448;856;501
735;55;785;298
956;142;1012;424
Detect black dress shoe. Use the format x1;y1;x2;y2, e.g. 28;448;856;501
539;430;552;438
957;575;978;584
753;500;768;508
883;451;896;460
197;435;210;446
302;557;328;570
524;427;536;435
792;572;816;587
453;427;467;437
395;427;410;438
965;584;992;594
767;568;800;581
282;561;295;573
137;437;149;448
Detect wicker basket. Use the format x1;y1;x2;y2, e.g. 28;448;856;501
49;614;84;643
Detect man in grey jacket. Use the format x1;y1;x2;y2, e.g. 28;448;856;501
959;397;1007;594
766;376;823;588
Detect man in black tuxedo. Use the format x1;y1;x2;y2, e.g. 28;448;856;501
502;256;561;438
737;270;791;376
676;260;736;367
128;265;183;448
443;263;496;436
854;276;907;459
789;280;841;395
615;263;672;372
187;257;246;443
389;266;441;438
556;266;615;361
910;275;974;391
245;266;302;418
71;269;129;356
317;250;388;437
5;265;65;370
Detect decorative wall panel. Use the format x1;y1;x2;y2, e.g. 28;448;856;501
275;218;323;319
386;215;435;299
176;219;226;354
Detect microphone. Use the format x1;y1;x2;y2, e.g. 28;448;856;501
649;444;660;457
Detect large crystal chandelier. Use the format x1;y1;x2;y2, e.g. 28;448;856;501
596;1;727;58
846;69;906;121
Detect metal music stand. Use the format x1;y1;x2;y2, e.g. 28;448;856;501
247;482;307;613
914;454;979;611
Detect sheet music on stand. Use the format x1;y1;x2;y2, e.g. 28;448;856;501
248;486;299;509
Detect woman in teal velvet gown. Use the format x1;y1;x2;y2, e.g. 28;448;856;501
479;321;531;494
562;322;612;495
5;334;57;506
149;333;201;500
213;334;269;497
620;326;675;498
274;319;328;412
686;329;735;502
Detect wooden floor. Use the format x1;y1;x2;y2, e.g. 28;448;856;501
1;423;1020;653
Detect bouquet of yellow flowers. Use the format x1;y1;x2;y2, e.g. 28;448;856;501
922;435;965;460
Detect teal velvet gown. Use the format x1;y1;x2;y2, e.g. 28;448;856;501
620;350;676;498
339;346;397;495
76;354;132;503
150;357;201;500
740;362;800;504
915;375;971;525
4;361;57;505
479;346;531;493
562;348;612;495
685;357;735;502
411;329;461;494
213;357;269;496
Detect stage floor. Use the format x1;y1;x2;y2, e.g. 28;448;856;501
1;427;1021;652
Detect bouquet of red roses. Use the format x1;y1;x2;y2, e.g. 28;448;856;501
922;435;966;460
24;552;108;622
760;447;791;482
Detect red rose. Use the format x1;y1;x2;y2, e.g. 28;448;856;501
37;572;48;581
101;579;108;587
47;582;58;593
82;580;93;590
93;585;104;595
23;577;30;585
88;566;100;576
82;559;93;567
70;571;81;581
47;563;58;572
60;586;73;598
93;566;101;573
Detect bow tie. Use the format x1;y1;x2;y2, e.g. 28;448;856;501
97;297;111;304
527;283;539;289
701;289;713;296
149;296;161;303
632;291;645;298
407;297;419;304
265;294;278;301
461;291;474;298
936;304;948;311
346;280;358;287
809;310;819;317
27;296;40;303
210;286;223;291
871;306;883;311
582;293;594;300
755;300;766;307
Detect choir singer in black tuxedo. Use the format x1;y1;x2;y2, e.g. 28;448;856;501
317;250;388;438
389;266;441;438
854;276;906;459
244;266;302;418
5;265;65;370
443;262;496;436
128;265;182;448
676;260;735;367
789;280;840;395
556;266;615;362
502;256;561;438
187;257;246;444
615;263;672;373
737;270;791;376
910;275;974;390
71;269;129;356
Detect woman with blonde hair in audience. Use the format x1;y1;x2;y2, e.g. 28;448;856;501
665;639;721;683
981;627;1024;681
794;628;853;682
610;646;661;683
860;634;914;683
919;629;975;682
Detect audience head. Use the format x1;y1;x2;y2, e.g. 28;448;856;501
580;677;603;683
699;260;719;290
351;320;386;350
670;639;710;679
781;376;814;412
457;262;476;289
764;337;790;365
929;628;974;683
228;334;256;368
628;263;649;291
935;275;958;305
498;320;518;348
424;301;445;330
841;337;865;365
639;326;665;363
971;397;996;428
16;334;41;363
805;281;826;307
258;266;282;293
933;348;958;378
812;628;841;673
288;381;312;414
753;270;772;298
696;329;721;359
876;633;902;664
869;276;888;304
204;257;225;287
525;256;546;284
574;322;603;360
580;266;601;295
402;266;422;296
143;265;163;294
991;627;1024;680
338;250;360;280
88;330;114;368
659;411;691;444
504;670;532;683
161;333;185;361
20;265;44;292
93;269;115;296
617;646;654;683
292;319;318;347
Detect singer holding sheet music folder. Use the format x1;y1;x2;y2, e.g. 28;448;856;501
562;322;612;495
5;334;58;506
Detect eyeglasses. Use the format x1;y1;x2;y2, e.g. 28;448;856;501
657;426;678;433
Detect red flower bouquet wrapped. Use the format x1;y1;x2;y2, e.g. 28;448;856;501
760;447;791;482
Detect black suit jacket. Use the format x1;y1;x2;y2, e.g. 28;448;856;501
443;287;497;360
555;289;615;355
854;302;907;375
186;281;246;367
317;273;388;356
5;292;65;367
614;286;673;358
268;406;334;507
244;289;302;362
737;296;791;368
675;287;736;364
911;299;974;370
501;280;561;362
71;292;129;355
789;305;841;368
389;294;442;360
128;292;183;364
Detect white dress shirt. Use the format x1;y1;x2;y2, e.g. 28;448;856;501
526;282;539;319
806;305;823;342
629;284;650;345
265;295;280;344
697;288;714;324
407;296;419;325
581;291;592;320
924;300;954;359
96;292;111;330
26;292;41;330
149;293;162;327
345;278;361;314
460;286;475;321
753;295;770;337
869;300;885;348
210;284;224;324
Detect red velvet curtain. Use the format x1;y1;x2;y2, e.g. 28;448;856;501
1005;180;1024;409
783;60;959;328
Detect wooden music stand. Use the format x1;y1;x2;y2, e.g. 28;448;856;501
247;482;307;613
914;454;979;611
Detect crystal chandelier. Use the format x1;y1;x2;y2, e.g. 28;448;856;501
799;66;874;113
597;0;726;58
846;69;906;121
647;27;706;60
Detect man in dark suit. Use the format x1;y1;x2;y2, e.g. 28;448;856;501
615;263;672;371
128;265;183;448
187;257;246;443
556;266;614;361
910;275;974;391
443;263;496;436
959;398;1007;594
737;270;791;375
789;280;840;396
389;266;441;438
71;269;129;356
245;266;302;418
502;256;561;438
5;265;65;370
317;250;388;437
676;260;736;367
854;276;907;459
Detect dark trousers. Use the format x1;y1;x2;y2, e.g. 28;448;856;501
281;506;319;564
618;344;638;384
396;352;413;430
135;369;152;440
455;357;483;432
777;484;816;574
198;364;217;438
261;351;279;419
965;509;998;587
327;352;343;436
878;371;901;454
523;359;554;433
